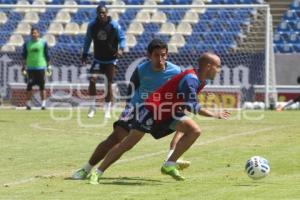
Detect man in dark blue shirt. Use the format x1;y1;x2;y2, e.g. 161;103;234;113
81;4;126;118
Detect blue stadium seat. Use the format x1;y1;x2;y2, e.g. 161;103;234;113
57;35;74;44
277;21;293;32
201;10;219;20
73;10;90;23
39;10;58;23
283;10;299;20
163;9;186;23
290;0;300;9
0;0;17;3
288;32;300;43
273;33;284;44
161;0;192;4
143;23;160;33
276;44;294;53
126;0;145;4
293;43;300;52
119;9;137;22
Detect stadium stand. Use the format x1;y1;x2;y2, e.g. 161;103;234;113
0;0;268;54
274;0;300;53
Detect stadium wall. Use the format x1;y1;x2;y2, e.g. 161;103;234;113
275;54;300;85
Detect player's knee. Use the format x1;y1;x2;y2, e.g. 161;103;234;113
193;128;202;138
122;142;135;152
106;132;119;145
90;78;96;84
111;127;128;143
188;127;202;138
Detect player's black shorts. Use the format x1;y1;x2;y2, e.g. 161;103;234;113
132;106;187;139
113;104;136;132
89;61;116;74
26;70;45;91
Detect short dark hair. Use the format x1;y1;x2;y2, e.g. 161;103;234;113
31;27;39;33
147;39;168;54
97;2;107;12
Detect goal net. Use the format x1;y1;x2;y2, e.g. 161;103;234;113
0;4;276;109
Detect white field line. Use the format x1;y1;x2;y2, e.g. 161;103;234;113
1;126;281;187
29;123;104;136
30;123;60;131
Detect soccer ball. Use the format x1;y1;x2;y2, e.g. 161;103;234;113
245;156;270;180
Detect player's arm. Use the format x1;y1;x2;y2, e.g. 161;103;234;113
44;42;50;66
43;42;52;76
126;68;140;102
81;22;93;65
115;21;126;56
180;77;229;119
22;42;27;72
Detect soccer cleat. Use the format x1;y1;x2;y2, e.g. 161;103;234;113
104;111;111;119
176;159;191;170
89;171;102;185
71;168;89;180
276;105;283;112
87;109;95;118
161;165;185;181
26;105;31;110
41;107;46;110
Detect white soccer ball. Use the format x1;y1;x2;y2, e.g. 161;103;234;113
245;156;270;180
243;102;254;110
253;102;265;110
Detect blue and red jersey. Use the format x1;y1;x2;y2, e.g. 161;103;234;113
145;68;206;122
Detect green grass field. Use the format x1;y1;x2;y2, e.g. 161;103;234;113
0;109;299;200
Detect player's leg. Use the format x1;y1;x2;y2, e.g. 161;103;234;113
168;118;201;162
161;118;201;180
38;70;46;110
280;95;300;111
88;125;128;166
167;131;191;170
102;64;116;119
26;71;34;110
26;90;33;110
72;125;129;180
87;61;101;118
72;106;135;180
87;76;97;118
89;129;145;184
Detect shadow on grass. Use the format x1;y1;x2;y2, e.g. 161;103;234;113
233;184;260;187
0;120;14;123
102;177;163;186
65;176;163;186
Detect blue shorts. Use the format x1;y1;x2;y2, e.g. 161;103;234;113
89;61;116;74
113;104;136;132
132;106;189;139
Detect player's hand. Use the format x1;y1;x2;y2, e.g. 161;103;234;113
80;54;88;66
46;65;52;77
115;49;124;57
21;66;27;76
215;110;230;119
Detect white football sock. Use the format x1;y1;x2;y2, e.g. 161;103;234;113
89;96;96;110
164;161;176;166
166;149;174;161
104;102;112;112
26;100;31;107
96;169;104;175
82;162;93;173
42;100;46;107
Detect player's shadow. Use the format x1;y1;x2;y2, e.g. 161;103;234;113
93;177;163;186
232;184;260;187
0;120;14;123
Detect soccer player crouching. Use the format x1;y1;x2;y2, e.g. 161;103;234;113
87;52;230;183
